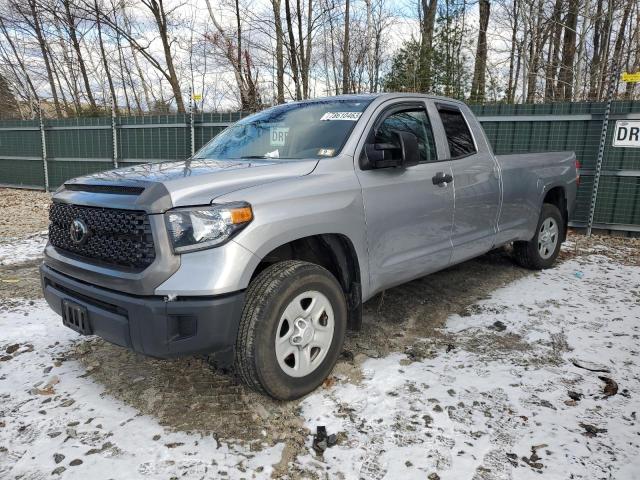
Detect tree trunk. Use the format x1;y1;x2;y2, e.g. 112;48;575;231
572;0;591;99
514;38;523;102
543;0;563;101
587;0;604;99
63;0;96;110
419;0;438;92
304;0;313;98
123;10;153;110
204;0;260;111
144;0;185;112
271;0;285;103
505;0;518;103
609;0;633;96
0;16;39;105
296;0;307;97
596;0;614;100
525;0;544;103
342;0;350;94
284;0;302;99
28;0;62;116
469;0;490;103
625;10;640;99
95;0;118;111
556;0;579;100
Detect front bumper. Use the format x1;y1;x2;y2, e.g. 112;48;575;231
41;264;245;359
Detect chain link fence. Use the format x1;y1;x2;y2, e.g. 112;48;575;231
1;101;639;232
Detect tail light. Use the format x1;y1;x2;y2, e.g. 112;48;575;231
575;159;581;186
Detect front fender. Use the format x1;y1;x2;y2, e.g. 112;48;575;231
218;161;371;298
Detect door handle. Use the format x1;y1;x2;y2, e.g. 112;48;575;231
432;172;453;186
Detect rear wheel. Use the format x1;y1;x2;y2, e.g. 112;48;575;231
235;260;347;400
513;203;564;270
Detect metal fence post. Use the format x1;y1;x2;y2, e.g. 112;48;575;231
189;88;195;157
38;101;50;192
111;96;119;169
587;65;619;237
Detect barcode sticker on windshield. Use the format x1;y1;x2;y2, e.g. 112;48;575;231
320;112;362;121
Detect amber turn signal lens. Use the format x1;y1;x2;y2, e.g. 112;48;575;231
229;206;253;224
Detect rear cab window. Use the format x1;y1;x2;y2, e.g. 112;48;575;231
436;105;477;159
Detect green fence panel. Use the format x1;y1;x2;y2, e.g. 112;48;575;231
0;158;45;188
1;103;639;230
46;160;115;189
0;119;43;188
45;117;113;161
118;114;189;162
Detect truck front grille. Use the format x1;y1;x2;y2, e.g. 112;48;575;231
48;203;156;269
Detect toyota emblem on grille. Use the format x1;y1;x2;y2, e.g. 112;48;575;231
69;219;89;245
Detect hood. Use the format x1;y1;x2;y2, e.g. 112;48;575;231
57;158;319;213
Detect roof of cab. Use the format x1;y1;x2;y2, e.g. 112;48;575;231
290;92;467;106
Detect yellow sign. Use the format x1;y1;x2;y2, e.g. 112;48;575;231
192;93;202;101
622;72;640;83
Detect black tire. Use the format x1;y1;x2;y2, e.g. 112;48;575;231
513;203;564;270
235;260;347;400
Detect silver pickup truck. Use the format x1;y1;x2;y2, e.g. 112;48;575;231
41;93;578;399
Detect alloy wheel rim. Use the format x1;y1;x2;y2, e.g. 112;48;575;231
538;217;558;259
275;290;335;378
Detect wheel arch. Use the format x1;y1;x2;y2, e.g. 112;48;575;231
542;185;568;241
249;233;364;330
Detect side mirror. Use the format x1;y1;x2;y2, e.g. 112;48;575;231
394;130;420;168
360;130;420;169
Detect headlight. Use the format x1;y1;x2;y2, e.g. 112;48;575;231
164;202;253;253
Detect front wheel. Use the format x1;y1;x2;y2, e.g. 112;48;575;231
235;260;347;400
513;203;564;270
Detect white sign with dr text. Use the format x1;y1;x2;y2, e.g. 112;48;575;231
613;120;640;148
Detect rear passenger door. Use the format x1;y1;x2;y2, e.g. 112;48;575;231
435;103;501;263
355;100;454;294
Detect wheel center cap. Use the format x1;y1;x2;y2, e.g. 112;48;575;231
541;232;551;243
290;318;314;347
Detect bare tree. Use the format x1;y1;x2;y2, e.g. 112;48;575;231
61;0;96;109
342;0;350;93
205;0;261;111
420;0;438;92
543;0;562;101
469;0;490;102
13;0;63;115
271;0;285;103
556;0;578;100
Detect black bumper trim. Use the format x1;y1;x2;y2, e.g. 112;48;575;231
41;264;245;359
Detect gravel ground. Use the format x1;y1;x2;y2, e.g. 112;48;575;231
0;187;638;479
0;188;50;240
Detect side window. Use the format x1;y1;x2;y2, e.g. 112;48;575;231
437;106;477;158
374;108;437;163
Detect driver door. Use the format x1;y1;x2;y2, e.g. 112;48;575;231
355;101;454;294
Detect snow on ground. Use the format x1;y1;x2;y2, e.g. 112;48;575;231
297;255;640;480
0;302;284;479
0;232;48;266
1;240;639;479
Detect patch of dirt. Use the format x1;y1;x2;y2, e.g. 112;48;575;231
560;231;640;266
343;246;533;366
0;188;50;240
0;260;42;302
74;339;310;461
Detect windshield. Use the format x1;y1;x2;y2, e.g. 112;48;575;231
193;99;372;160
